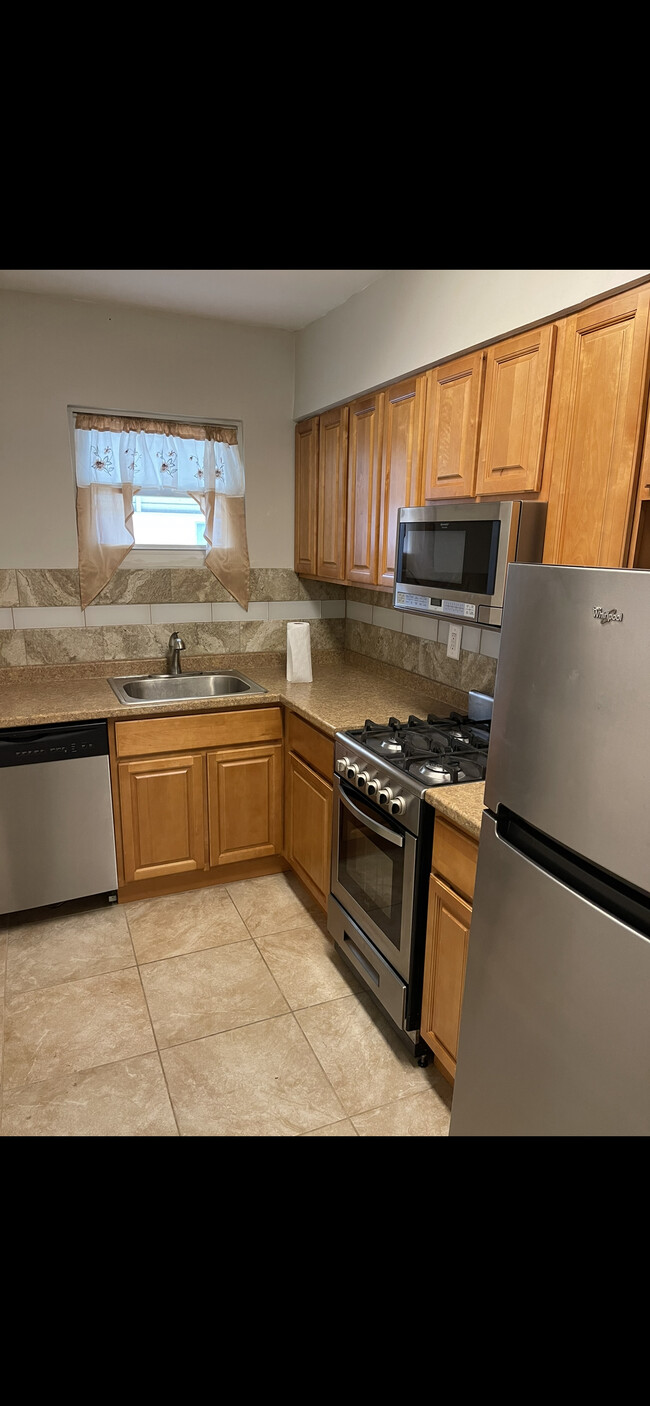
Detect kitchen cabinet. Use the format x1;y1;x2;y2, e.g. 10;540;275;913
424;354;484;501
294;416;319;575
110;707;285;899
475;324;556;496
629;407;650;567
284;711;334;911
317;404;349;581
118;753;206;884
542;285;650;567
345;391;385;586
420;815;478;1083
378;376;426;587
207;743;282;866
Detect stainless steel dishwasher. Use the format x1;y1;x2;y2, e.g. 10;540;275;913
0;719;118;914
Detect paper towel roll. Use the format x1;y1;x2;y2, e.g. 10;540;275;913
286;621;312;682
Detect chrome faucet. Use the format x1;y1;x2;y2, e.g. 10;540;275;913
167;631;186;675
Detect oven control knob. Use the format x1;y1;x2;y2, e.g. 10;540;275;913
378;787;393;806
346;763;359;781
356;772;369;789
336;757;350;775
390;797;406;816
366;779;378;797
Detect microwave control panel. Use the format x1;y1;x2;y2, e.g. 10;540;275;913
394;591;477;618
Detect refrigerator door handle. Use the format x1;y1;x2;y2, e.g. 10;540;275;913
496;804;650;940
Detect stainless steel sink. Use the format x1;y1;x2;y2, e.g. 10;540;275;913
108;671;267;705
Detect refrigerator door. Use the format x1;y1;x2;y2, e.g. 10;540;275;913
449;813;650;1136
485;563;650;891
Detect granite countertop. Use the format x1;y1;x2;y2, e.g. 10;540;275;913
0;653;487;839
423;782;485;840
0;654;460;738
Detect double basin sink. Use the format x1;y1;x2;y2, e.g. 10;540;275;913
109;671;267;705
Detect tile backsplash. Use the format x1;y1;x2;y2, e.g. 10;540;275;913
344;586;498;698
0;566;498;699
0;568;346;667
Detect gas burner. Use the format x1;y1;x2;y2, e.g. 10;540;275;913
410;759;463;785
407;751;487;786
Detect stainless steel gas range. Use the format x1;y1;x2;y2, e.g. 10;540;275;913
327;709;490;1058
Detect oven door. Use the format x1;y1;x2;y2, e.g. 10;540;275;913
331;777;416;982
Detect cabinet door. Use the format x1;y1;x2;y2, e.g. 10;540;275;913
294;416;319;575
118;753;206;883
543;286;650;567
346;391;385;585
424;353;484;500
285;752;333;910
317;405;349;581
378;376;426;588
476;324;556;495
207;743;283;866
629;408;650;566
420;872;472;1081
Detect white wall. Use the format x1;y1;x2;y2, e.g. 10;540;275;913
294;268;650;418
0;291;296;568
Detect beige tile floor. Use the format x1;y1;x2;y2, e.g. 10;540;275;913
0;871;452;1137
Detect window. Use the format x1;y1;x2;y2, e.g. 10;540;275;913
72;409;250;610
131;493;208;548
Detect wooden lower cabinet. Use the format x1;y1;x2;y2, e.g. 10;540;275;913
118;753;206;883
284;711;335;911
420;816;479;1083
111;707;285;899
208;743;282;866
285;752;332;909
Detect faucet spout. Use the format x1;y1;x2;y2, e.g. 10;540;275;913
167;632;186;676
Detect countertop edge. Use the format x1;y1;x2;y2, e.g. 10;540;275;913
424;782;485;841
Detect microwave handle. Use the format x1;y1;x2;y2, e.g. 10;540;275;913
338;786;404;847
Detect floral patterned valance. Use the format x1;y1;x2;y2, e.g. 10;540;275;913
74;412;237;444
74;426;244;494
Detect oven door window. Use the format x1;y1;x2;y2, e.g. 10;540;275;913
400;519;500;595
337;787;405;953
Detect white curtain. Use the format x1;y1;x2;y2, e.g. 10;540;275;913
74;418;250;609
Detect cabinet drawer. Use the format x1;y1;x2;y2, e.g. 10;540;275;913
285;711;334;781
114;706;283;758
432;816;478;903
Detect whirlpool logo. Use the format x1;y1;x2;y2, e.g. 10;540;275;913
593;606;624;624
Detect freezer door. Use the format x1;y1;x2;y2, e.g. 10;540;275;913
485;563;650;891
449;813;650;1136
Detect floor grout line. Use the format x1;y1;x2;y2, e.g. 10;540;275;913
131;961;182;1137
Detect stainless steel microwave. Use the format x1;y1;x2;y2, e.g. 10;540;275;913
393;500;547;627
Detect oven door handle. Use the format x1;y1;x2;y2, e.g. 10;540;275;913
338;787;404;847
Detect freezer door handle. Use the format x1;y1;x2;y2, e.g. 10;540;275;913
497;805;650;939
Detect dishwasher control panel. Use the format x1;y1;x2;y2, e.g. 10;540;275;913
0;721;110;767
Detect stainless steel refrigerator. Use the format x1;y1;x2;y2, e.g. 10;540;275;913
449;563;650;1136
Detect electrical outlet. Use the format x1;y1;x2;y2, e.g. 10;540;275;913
447;623;462;659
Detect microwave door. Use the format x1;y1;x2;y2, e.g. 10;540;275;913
399;519;500;599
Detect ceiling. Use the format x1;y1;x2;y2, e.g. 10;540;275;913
0;269;390;332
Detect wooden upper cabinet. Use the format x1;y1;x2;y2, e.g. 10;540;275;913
118;753;206;884
317;404;349;581
294;417;319;575
424;353;485;500
378;376;426;587
543;286;650;567
475;323;557;495
346;391;385;586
